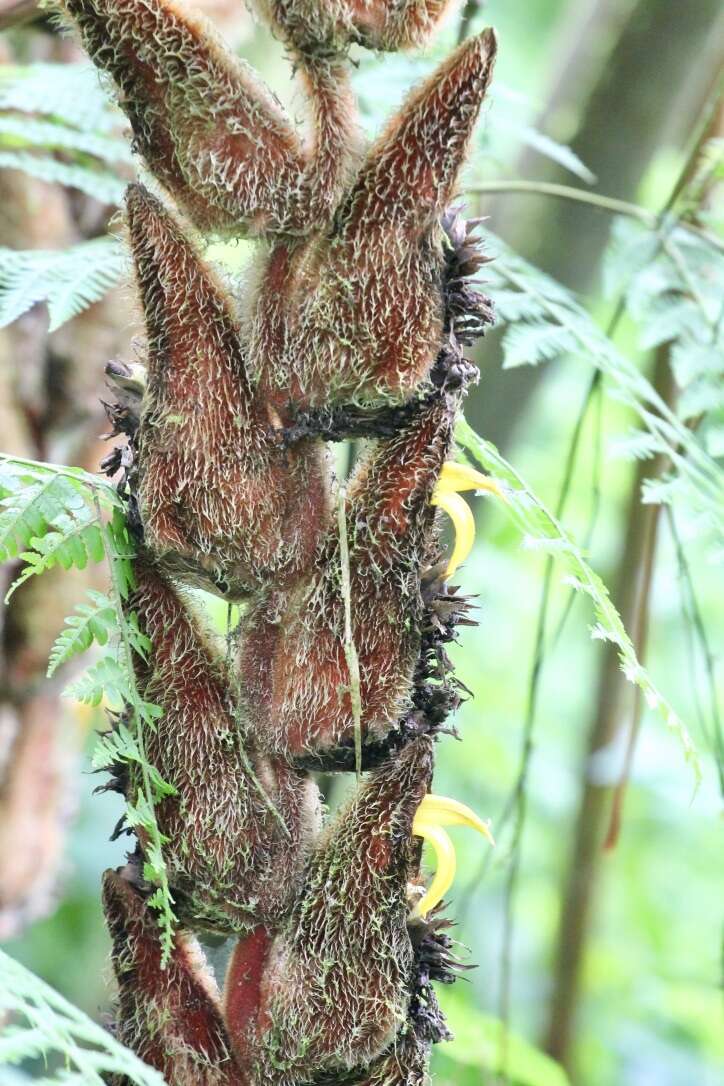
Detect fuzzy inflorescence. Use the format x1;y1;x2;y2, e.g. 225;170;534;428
68;0;498;1082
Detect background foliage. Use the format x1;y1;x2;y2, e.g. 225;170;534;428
0;1;722;1084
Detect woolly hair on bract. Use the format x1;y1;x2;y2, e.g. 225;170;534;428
62;0;356;235
102;869;240;1086
125;184;332;598
257;0;459;52
237;394;457;767
250;29;497;410
233;737;433;1084
117;560;321;935
352;1027;432;1086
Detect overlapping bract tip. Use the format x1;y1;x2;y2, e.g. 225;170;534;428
238;396;456;767
248;738;434;1082
118;562;320;935
64;0;353;235
102;868;237;1086
251;28;496;409
125;184;332;597
340;28;497;238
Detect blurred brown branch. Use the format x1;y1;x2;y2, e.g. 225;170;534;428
0;0;43;31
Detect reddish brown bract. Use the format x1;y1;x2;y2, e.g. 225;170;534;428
238;395;456;764
121;562;320;934
244;738;434;1083
103;869;240;1086
251;30;497;409
127;185;332;597
259;0;457;52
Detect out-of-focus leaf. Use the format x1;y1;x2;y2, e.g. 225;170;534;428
436;988;571;1086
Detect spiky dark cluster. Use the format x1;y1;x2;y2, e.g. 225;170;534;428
63;0;498;1082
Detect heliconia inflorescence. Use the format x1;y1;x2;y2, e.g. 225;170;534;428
66;0;502;1080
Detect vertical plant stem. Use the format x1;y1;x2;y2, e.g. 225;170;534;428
95;497;175;963
337;485;363;780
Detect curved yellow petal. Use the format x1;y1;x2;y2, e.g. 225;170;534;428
436;461;507;501
415;793;495;845
411;821;456;918
430;489;474;577
412;794;495;916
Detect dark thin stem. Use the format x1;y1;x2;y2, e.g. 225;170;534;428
457;0;484;46
466;181;724;254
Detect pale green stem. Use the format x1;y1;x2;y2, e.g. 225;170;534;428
337;485;363;781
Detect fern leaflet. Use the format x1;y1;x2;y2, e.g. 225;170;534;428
0;115;133;165
456;416;700;787
0;150;126;204
47;591;117;676
0;238;127;331
482;229;724;538
0;63;122;133
0;949;167;1085
0;455;176;955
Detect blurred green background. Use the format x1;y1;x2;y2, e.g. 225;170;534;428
1;1;722;1085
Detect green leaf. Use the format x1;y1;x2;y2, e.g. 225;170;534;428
0;238;127;331
502;321;578;369
481;230;724;538
435;988;570;1086
0;63;121;133
0;151;126;204
0;949;167;1086
516;124;596;184
64;655;130;708
0;115;133;165
47;590;117;676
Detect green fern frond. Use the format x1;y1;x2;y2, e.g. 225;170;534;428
489;288;546;324
513;125;596;183
481;230;724;538
0;949;167;1086
502;321;578;369
0;461;108;598
6;519;105;597
602;217;660;298
0;62;121;133
47;591;117;676
0;238;127;331
0;115;133;165
93;716;171;800
63;654;130;707
456;417;700;787
0;455;176;954
0;151;125;204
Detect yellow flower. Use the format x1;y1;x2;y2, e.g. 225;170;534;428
431;461;507;577
412;793;494;917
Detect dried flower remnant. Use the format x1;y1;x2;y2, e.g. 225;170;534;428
126;185;332;597
111;561;320;935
